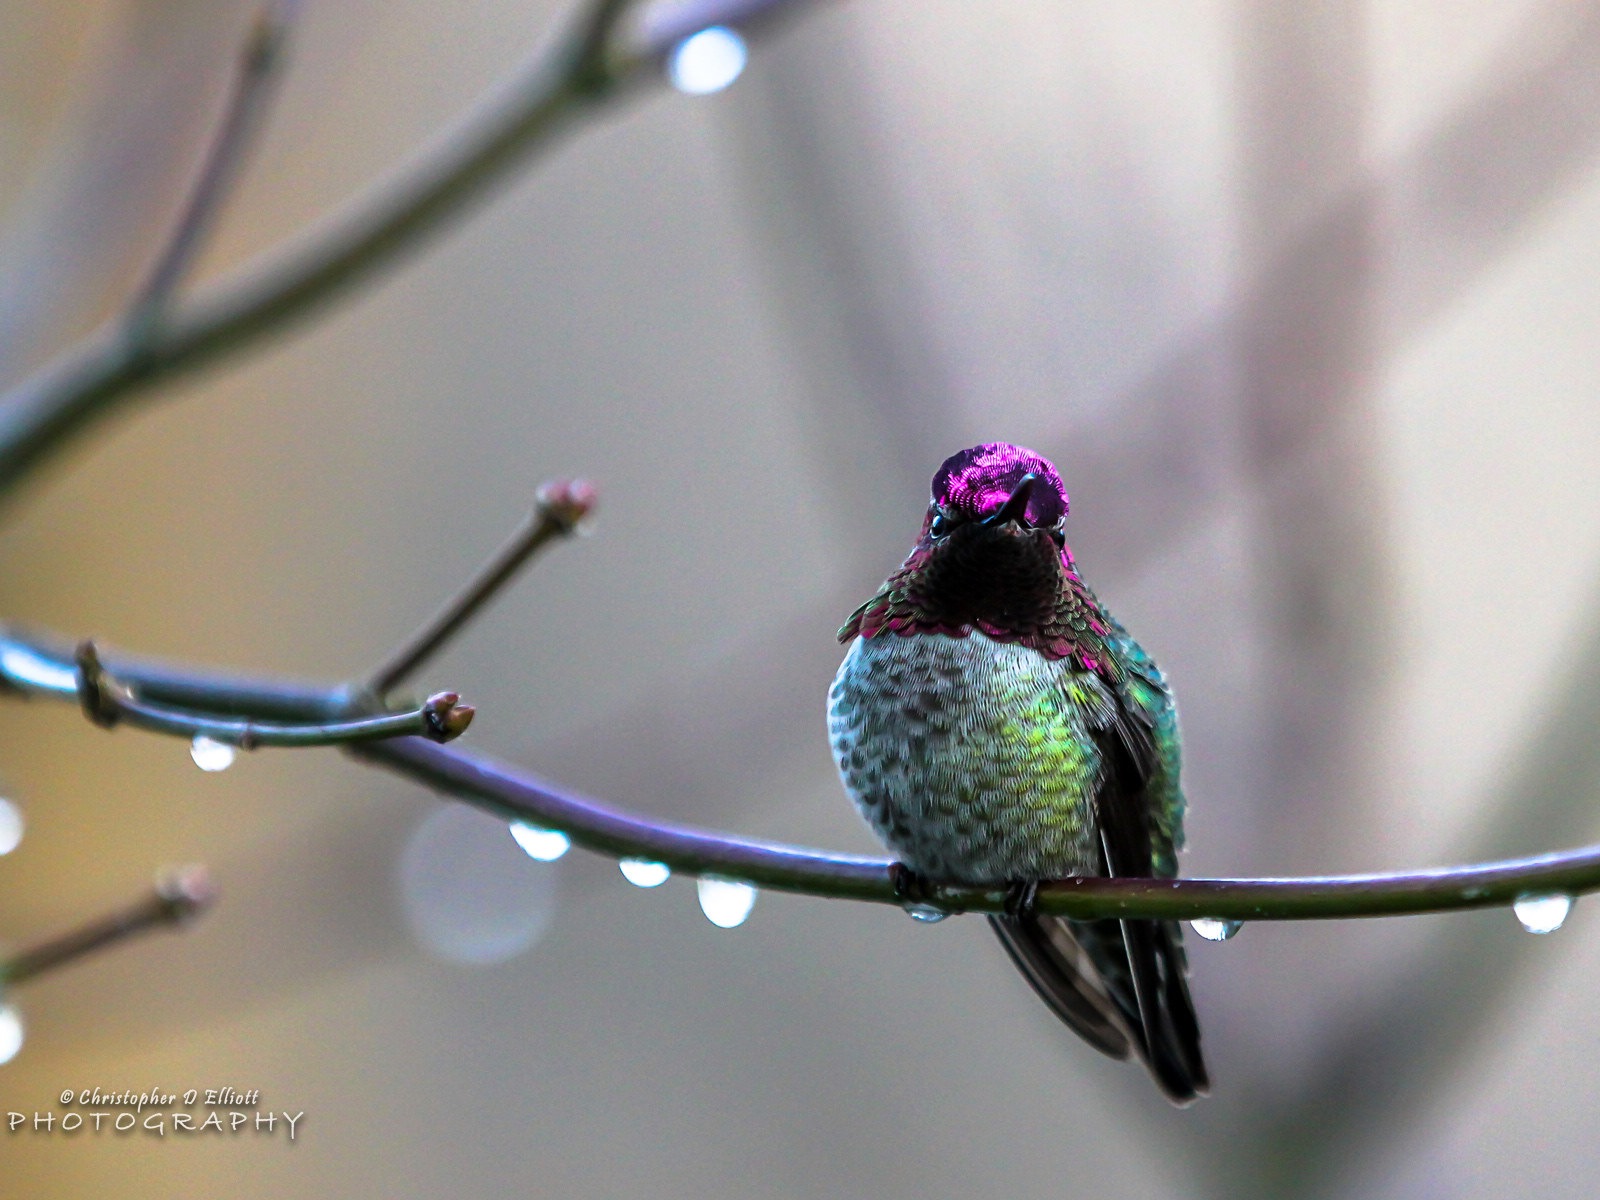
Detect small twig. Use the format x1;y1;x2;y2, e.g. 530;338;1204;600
369;479;596;696
0;867;217;988
123;1;298;348
75;640;472;747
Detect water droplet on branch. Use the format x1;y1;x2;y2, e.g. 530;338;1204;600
1190;917;1242;942
697;877;757;928
667;26;747;95
902;903;948;924
1513;893;1572;934
619;859;671;888
508;823;570;862
189;736;236;772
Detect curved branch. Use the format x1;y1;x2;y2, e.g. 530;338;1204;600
1;625;1594;923
354;736;1600;920
0;0;823;496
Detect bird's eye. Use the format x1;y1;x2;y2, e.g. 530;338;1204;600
1048;527;1066;548
929;511;953;539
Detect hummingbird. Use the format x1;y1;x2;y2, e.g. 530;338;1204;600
828;442;1208;1103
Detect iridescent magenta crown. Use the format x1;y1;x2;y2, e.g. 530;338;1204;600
931;442;1068;528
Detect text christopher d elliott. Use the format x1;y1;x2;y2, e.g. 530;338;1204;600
8;1088;303;1140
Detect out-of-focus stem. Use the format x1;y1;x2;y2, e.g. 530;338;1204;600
0;868;217;988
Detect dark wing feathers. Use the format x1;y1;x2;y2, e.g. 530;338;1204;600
987;913;1136;1061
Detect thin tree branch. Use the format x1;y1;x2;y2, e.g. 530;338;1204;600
369;479;597;696
0;0;824;498
2;624;1596;922
0;867;217;988
122;1;298;349
353;735;1600;919
73;640;473;747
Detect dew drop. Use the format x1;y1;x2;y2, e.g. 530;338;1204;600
697;877;757;928
0;1004;23;1065
0;797;23;856
667;26;747;95
619;859;671;888
508;823;570;862
1513;892;1572;934
1190;917;1242;942
902;902;949;924
190;736;236;772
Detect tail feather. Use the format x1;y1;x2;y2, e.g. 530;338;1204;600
1154;918;1208;1088
1118;914;1209;1101
990;912;1208;1104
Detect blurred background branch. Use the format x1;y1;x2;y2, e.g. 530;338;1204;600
0;0;823;494
121;0;299;348
0;868;216;990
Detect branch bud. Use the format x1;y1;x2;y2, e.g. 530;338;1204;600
535;478;598;534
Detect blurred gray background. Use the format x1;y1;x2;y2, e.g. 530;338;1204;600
2;0;1600;1195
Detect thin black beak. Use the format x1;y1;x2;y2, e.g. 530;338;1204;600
982;472;1039;528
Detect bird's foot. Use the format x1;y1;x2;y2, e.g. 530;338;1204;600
888;862;936;906
1003;880;1040;921
888;863;953;923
